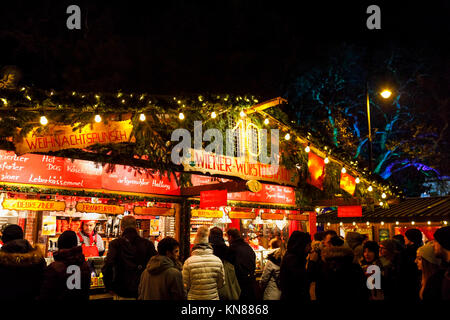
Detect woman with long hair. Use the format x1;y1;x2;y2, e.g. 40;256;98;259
415;241;442;300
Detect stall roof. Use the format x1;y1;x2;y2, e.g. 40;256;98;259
317;196;450;223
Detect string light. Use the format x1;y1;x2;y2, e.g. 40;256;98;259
327;222;330;226
179;113;185;120
40;116;48;126
366;221;370;226
396;221;399;225
339;222;343;226
1;98;7;106
341;167;346;174
305;144;310;153
211;112;217;119
411;221;415;225
355;177;360;184
324;157;329;164
427;221;431;225
315;207;320;213
139;113;146;121
379;201;384;206
368;186;373;192
264;118;269;125
284;133;291;140
94;114;102;123
352;222;356;226
240;110;246;118
381;221;385;226
444;221;448;225
381;193;387;199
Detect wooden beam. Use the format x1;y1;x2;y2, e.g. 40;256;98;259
180;180;249;197
246;97;287;114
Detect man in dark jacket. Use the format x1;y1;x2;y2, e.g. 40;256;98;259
227;228;257;300
138;237;185;300
0;224;46;300
102;215;157;299
280;231;311;301
39;230;91;300
399;229;423;300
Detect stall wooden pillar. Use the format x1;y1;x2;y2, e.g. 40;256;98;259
179;199;191;263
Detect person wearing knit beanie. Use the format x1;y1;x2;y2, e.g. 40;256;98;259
405;228;423;246
1;224;24;244
194;226;210;245
433;226;450;263
57;230;78;250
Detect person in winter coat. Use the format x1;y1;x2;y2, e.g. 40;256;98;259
102;215;157;300
39;231;91;300
227;228;257;300
360;241;384;300
138;237;185;300
415;241;442;300
209;227;240;300
279;231;311;301
314;235;368;302
399;229;423;300
182;226;225;300
260;247;285;300
427;226;450;300
379;239;403;300
0;224;46;300
345;232;365;264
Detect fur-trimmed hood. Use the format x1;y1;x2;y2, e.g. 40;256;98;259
0;239;44;267
53;246;85;266
322;245;354;261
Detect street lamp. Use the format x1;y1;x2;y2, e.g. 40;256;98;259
366;87;392;172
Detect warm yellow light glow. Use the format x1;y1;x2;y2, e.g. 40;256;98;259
381;221;385;225
285;133;291;140
366;221;370;226
179;113;185;120
264;118;269;125
341;167;346;174
139;113;146;121
327;222;330;226
352;222;356;226
339;222;343;226
368;185;373;192
40;116;48;126
427;221;431;225
355;177;360;184
240;110;246;118
315;207;320;213
1;98;7;106
94;114;102;123
381;192;387;199
444;221;448;225
211;112;217;119
305;145;310;153
396;221;399;225
380;90;392;99
379;202;384;206
324;157;329;164
412;221;415;225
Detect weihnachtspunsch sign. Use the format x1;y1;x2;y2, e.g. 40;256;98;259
14;120;135;155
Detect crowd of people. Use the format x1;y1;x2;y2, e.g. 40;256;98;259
0;215;448;301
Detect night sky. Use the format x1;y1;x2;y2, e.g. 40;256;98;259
1;0;448;97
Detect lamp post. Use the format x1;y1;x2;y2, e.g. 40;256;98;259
366;87;392;172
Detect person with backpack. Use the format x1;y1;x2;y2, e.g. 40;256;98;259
102;215;157;300
39;231;91;300
260;246;285;300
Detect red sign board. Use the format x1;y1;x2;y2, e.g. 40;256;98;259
200;190;227;208
0;150;180;196
191;174;296;206
337;206;363;217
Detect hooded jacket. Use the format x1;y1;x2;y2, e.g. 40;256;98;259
39;246;91;300
260;249;282;300
102;228;157;298
316;245;369;301
182;243;225;300
0;239;46;300
138;255;185;300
